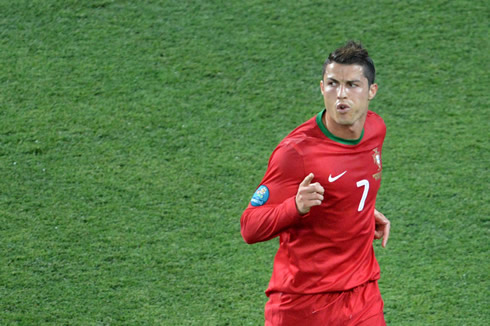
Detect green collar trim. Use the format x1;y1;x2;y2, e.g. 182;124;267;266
316;109;364;145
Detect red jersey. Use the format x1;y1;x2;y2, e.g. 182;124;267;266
241;109;386;295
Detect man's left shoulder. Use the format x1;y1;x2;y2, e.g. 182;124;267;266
364;110;386;143
367;110;386;130
367;110;385;123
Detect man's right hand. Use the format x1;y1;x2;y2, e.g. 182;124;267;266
295;173;325;215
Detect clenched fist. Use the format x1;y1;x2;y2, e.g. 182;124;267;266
296;173;325;215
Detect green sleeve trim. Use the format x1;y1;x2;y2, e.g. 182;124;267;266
316;109;364;145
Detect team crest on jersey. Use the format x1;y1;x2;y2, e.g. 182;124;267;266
251;185;269;206
372;148;382;180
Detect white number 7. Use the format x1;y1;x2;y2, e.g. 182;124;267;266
356;179;369;211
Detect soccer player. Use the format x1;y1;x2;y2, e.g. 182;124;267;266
240;41;391;325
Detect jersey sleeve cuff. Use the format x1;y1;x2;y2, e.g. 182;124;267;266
285;196;311;220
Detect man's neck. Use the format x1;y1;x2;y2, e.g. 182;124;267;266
322;114;366;140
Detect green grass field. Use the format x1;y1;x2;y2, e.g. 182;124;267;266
0;0;488;325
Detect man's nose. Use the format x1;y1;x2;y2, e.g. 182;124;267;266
337;85;347;98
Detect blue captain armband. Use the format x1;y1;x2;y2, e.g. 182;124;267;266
251;185;269;207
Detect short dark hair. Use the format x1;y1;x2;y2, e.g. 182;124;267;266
322;41;376;85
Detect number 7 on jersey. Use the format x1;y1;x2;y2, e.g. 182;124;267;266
356;179;369;212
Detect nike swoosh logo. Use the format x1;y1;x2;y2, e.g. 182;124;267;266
328;171;347;182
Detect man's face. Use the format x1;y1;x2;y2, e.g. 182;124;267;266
320;62;377;131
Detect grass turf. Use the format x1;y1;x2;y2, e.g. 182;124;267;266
0;0;488;324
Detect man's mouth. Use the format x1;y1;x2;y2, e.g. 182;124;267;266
336;103;350;112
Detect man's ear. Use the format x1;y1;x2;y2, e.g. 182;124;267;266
368;83;378;100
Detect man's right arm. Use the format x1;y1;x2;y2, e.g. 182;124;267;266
241;196;303;244
240;144;324;244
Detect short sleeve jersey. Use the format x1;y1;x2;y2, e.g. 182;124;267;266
241;109;386;295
